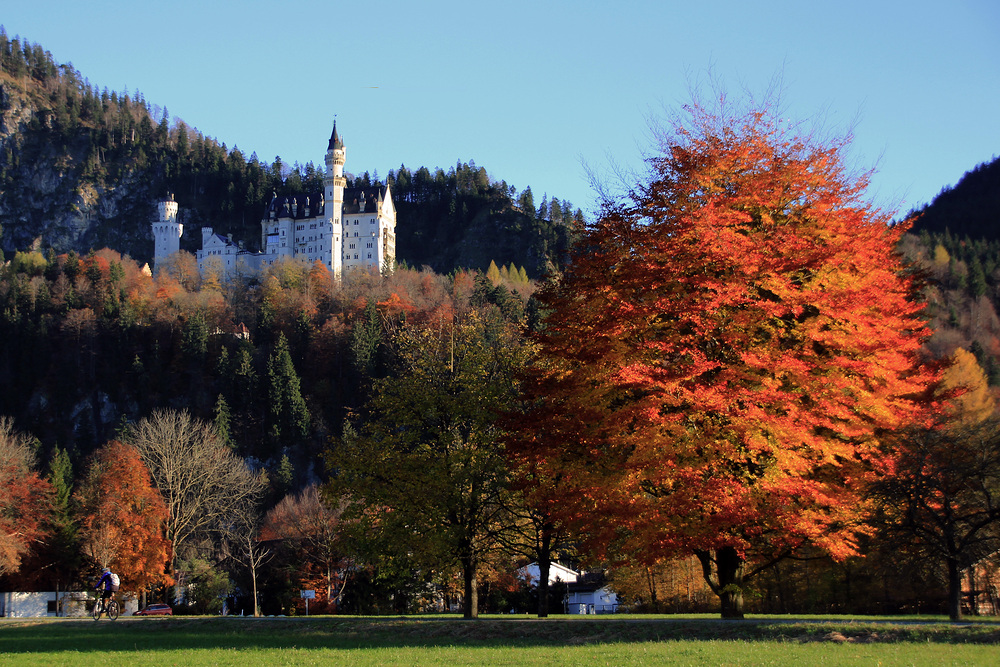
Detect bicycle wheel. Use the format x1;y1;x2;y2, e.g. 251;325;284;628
108;600;120;620
92;601;102;621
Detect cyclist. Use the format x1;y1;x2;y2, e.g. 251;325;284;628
95;567;120;612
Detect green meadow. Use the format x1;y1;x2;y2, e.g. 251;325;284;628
1;615;998;666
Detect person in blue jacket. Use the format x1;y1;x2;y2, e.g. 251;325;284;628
95;567;119;611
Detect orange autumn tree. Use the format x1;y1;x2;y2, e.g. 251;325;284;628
75;440;172;593
0;418;54;575
513;93;936;619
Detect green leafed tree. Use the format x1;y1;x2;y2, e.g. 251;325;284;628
486;260;501;286
326;308;531;618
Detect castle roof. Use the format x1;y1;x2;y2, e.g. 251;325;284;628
266;192;326;220
264;185;390;219
328;122;344;151
342;186;387;215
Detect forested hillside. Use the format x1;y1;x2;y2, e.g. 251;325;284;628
909;155;1000;240
901;156;1000;383
0;29;581;277
903;231;1000;384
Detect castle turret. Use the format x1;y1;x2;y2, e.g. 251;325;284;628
152;194;182;269
324;121;346;218
324;121;345;277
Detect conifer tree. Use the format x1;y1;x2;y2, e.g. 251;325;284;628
486;260;501;286
214;394;235;451
267;333;310;457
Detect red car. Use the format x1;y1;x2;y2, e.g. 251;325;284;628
134;603;173;616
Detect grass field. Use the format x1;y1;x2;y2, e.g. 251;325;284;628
1;614;998;666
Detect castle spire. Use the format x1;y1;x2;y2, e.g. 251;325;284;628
328;120;343;151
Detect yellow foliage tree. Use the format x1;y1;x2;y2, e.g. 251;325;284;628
937;347;995;425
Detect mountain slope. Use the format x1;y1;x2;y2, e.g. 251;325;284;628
0;31;580;276
908;155;1000;239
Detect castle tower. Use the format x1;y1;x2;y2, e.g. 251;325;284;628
151;194;182;269
324;121;346;277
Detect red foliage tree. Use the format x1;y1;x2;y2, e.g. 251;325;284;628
513;94;936;618
0;418;54;577
74;440;173;593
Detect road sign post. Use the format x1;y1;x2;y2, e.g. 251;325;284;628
300;590;315;616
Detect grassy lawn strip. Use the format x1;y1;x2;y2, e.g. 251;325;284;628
1;616;998;666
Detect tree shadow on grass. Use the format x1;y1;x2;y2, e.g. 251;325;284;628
2;617;1000;654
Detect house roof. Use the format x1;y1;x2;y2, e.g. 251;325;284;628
566;572;610;593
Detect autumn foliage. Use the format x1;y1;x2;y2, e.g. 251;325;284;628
513;95;937;617
74;440;172;592
262;484;349;611
0;418;53;575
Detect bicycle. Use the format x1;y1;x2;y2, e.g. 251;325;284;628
92;594;120;621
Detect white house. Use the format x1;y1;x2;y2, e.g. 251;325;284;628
564;574;619;614
1;591;85;617
0;591;139;617
518;562;579;587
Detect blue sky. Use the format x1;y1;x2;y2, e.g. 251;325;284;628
3;1;998;219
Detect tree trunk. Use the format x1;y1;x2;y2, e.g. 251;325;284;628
463;559;478;619
646;566;659;612
251;550;260;617
968;567;978;617
536;531;553;617
717;547;746;619
537;558;551;618
697;546;746;619
947;556;962;621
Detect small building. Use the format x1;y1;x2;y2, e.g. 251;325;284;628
564;573;619;614
0;591;138;617
0;591;87;617
518;562;579;587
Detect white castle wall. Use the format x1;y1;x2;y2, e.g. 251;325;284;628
152;124;395;280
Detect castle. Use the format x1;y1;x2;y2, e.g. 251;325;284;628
151;123;396;280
